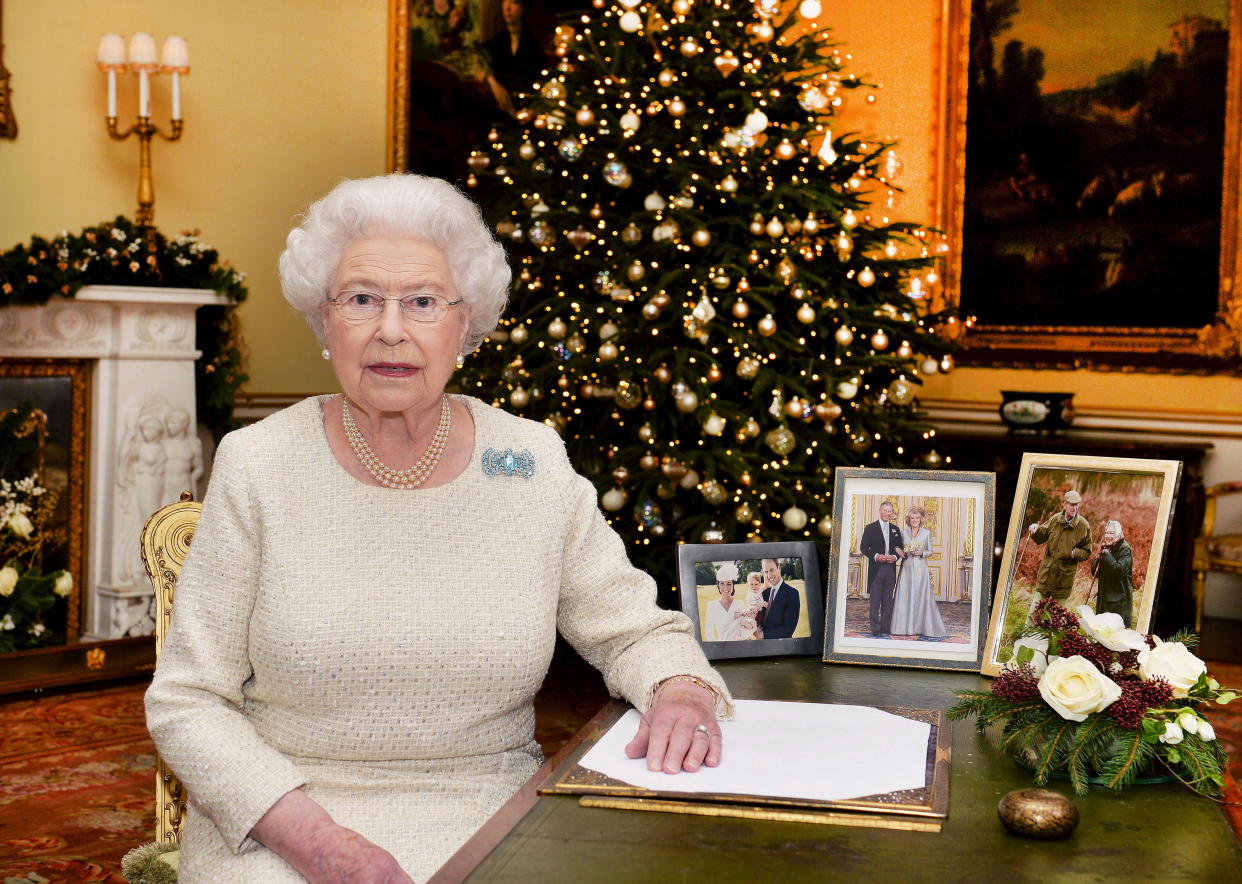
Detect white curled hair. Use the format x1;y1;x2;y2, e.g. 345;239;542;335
714;562;740;583
1104;519;1124;540
278;173;511;353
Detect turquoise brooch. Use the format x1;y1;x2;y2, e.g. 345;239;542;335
482;447;535;478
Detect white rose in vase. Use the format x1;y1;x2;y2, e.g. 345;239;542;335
1008;635;1052;677
1038;655;1123;722
6;512;34;539
0;566;17;597
53;571;73;597
1137;639;1206;698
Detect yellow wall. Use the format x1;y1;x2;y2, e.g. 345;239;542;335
4;0;1239;410
1;0;386;394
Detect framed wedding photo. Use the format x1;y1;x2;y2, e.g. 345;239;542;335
823;469;995;671
677;541;823;661
981;453;1182;676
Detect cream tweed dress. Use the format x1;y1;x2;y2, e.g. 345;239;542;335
145;394;731;881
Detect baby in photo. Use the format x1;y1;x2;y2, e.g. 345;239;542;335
725;570;768;640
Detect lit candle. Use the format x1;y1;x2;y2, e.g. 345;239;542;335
160;37;189;121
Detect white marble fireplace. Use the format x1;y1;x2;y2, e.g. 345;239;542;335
0;285;227;640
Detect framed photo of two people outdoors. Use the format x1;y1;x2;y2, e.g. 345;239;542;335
981;453;1182;677
677;541;824;661
824;469;996;672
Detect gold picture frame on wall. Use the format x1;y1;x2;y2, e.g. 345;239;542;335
938;0;1242;371
0;0;19;139
0;359;90;641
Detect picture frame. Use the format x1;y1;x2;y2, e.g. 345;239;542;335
0;359;89;641
387;0;574;178
981;453;1182;677
938;0;1242;370
676;541;823;661
823;468;995;671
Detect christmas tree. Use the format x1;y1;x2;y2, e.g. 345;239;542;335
460;0;958;602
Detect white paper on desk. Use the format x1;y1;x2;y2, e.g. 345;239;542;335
578;700;930;803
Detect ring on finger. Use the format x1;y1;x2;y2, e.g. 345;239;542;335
693;724;710;737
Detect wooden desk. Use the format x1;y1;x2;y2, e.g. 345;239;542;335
433;659;1241;882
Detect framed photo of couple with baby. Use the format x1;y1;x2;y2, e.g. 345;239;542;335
677;541;824;661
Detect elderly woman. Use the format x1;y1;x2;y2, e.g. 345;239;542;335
1092;519;1134;627
144;174;732;882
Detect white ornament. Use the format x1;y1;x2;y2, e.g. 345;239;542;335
799;0;822;17
836;379;859;399
602;487;629;511
620;111;641;132
643;192;666;211
703;412;727;436
720;174;739;193
817;132;838;165
743;109;769;134
857;266;876;287
619;10;643;32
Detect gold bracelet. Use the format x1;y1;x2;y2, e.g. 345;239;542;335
654;674;715;702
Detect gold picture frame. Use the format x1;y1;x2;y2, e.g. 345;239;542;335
0;359;89;639
938;0;1242;371
981;453;1182;677
0;1;17;140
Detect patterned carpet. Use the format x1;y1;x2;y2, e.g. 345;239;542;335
1;655;1238;880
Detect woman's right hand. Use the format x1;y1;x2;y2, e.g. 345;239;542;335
250;788;413;883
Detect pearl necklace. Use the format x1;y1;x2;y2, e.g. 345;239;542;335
341;396;452;489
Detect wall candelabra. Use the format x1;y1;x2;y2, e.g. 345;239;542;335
97;33;189;227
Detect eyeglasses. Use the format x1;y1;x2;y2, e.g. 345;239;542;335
327;291;464;324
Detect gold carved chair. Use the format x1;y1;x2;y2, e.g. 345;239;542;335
134;491;201;867
1191;481;1242;633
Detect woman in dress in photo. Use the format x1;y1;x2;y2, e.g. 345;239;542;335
889;506;947;641
702;562;742;641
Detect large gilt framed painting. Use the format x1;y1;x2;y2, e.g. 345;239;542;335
940;0;1242;369
387;0;578;180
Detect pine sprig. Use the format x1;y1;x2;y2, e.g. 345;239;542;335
1097;728;1154;791
1065;714;1119;795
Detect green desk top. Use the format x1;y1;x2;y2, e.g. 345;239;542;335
460;659;1242;883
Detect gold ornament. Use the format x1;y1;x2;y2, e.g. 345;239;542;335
757;314;777;337
776;256;797;284
749;214;765;235
668;98;687;116
679;37;700;56
735;502;754;522
858;266;876;287
556;375;570;389
703;412;726;435
737;276;751;293
785;397;804;418
519;142;536;160
626;261;646;282
887;377;915;405
566;226;594;250
714;51;739;76
654;364;672;384
621;223;643;244
836;378;859;399
642;301;661;320
612;465;630;484
638;422;655;442
701;524;726;543
639;453;660;470
765;217;785;238
732;299;750;319
548;317;568;339
680;469;701;489
701;480;728;505
599;320;620;340
589;203;604;219
510;324;529;344
706;365;722;383
599;341;619;361
848;432;871;452
797;303;816;324
643;397;657;410
672;0;692;14
676;390;699;412
566;333;586;354
510;386;529;408
661;457;688;480
765;426;796;456
691;229;711;247
775;139;795;160
817;516;833;537
737;356;760;379
615;380;642;409
657;68;677;87
871;330;889;350
575;106;595;126
834;326;854;346
940;354;955;373
782;506;809;530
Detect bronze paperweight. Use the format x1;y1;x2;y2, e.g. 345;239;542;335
997;788;1078;839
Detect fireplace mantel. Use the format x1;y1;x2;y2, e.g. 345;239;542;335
0;285;227;640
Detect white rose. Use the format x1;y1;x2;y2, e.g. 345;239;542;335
1137;640;1206;698
1177;711;1200;735
0;566;17;597
1159;721;1184;745
0;614;13;631
53;572;73;597
1009;635;1052;676
1075;606;1147;652
1038;655;1123;722
6;512;34;539
1200;720;1216;741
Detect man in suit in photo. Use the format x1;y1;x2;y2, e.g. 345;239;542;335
755;557;801;640
860;500;905;638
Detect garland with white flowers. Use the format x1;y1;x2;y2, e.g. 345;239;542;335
0;216;248;441
948;599;1237;797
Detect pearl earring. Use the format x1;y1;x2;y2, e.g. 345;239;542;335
321;348;331;360
455;354;465;369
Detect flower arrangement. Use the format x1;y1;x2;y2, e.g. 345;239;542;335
948;599;1237;796
0;216;247;441
0;405;72;653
